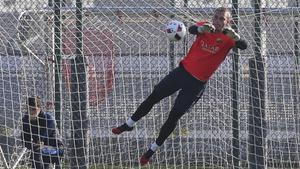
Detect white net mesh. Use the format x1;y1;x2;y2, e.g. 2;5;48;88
0;0;299;168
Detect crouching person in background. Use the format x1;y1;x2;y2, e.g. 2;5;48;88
21;96;64;169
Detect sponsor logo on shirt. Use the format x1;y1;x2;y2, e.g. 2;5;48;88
200;40;219;54
216;38;223;43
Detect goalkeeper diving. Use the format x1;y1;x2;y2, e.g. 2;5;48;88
112;7;247;166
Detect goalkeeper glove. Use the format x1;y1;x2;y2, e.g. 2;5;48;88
223;27;240;41
197;22;215;34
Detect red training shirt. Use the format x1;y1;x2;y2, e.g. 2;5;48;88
181;21;235;81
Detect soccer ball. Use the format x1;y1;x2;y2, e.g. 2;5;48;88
165;20;186;41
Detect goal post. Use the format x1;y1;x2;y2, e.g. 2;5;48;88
0;0;300;168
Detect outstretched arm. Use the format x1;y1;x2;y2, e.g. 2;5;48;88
188;22;215;35
223;27;248;50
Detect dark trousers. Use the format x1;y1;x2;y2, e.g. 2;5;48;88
131;65;206;145
31;151;45;169
31;151;61;169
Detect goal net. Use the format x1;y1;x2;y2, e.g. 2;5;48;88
0;0;299;168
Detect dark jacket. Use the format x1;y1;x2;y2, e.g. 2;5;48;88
21;111;63;150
